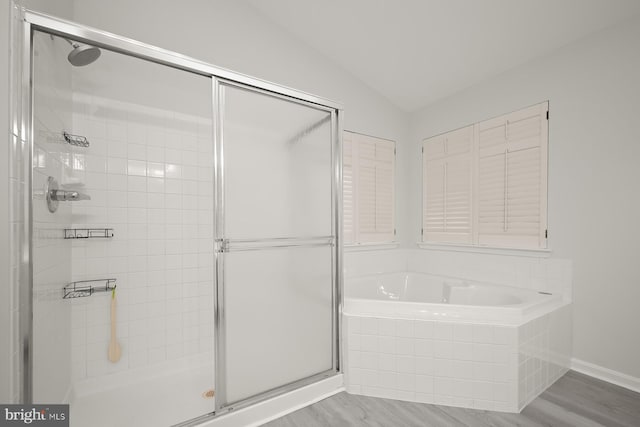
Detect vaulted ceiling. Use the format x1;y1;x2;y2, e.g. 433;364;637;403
246;0;640;112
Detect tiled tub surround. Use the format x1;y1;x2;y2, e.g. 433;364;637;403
343;272;571;412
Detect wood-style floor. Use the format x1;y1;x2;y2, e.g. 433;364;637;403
264;371;640;427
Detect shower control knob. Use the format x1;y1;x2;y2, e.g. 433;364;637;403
51;190;91;201
46;176;91;213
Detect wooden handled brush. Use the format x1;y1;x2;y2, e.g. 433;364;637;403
108;287;122;363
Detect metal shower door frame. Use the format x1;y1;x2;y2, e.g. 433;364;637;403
212;78;342;415
12;7;344;425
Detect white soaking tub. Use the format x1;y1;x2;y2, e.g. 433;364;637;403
342;271;572;412
344;272;562;324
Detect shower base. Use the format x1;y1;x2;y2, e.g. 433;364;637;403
70;358;214;427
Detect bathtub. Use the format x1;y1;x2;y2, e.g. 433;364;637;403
342;272;572;412
344;272;562;324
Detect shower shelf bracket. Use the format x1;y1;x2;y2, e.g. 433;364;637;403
63;131;90;147
63;279;116;299
64;228;114;239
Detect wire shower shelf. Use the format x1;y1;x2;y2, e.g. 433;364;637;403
63;279;116;299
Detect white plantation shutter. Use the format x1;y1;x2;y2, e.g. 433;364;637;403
343;131;395;244
422;102;548;249
422;125;473;244
343;134;355;244
375;142;395;233
477;102;548;248
358;139;377;236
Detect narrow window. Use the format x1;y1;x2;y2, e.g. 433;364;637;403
344;131;396;244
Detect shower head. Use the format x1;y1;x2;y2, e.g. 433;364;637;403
65;39;101;66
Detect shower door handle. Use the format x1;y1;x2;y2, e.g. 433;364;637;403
216;236;335;253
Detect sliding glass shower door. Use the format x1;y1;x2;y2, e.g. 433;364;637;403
215;81;338;408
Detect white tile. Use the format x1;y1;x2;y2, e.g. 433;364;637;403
453;341;474;361
361;369;378;387
452;379;474;398
396;320;413;338
433;359;454;378
473;343;494;362
434;377;453;396
128;160;147;176
147;146;164;163
108;140;128;158
415;375;433;394
473;324;494;343
415;357;433;375
107;120;127;141
149;347;166;363
472;381;493;400
361;335;378;352
147;177;164;193
378;371;397;390
347;369;362;386
128;143;146;160
414;339;433;357
396;373;415;392
395;337;414;356
434;322;453;341
378;319;396;337
378;336;396;354
397;356;415;374
452;360;474;380
434;340;453;359
165;163;182;179
147;162;165;178
492;382;511;403
453;323;473;342
378;353;396;372
473;362;494;381
360;352;378;370
128;176;147;192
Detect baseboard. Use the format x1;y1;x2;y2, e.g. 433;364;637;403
571;358;640;394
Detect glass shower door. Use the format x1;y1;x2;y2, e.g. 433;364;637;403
215;81;337;408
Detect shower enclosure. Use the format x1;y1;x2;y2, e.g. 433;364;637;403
11;8;342;427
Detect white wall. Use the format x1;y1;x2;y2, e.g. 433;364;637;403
409;16;640;379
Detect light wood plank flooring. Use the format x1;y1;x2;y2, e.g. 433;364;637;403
264;371;640;427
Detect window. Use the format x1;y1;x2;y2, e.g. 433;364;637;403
422;102;548;249
343;131;396;244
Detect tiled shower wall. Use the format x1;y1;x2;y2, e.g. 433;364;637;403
67;93;215;386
